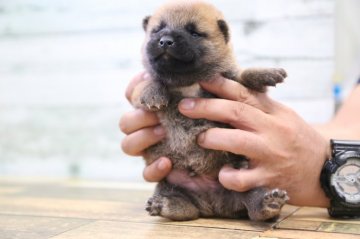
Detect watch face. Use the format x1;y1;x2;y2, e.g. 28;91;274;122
330;158;360;204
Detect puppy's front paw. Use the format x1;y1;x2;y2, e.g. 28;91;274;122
140;94;168;111
262;68;287;86
240;67;287;92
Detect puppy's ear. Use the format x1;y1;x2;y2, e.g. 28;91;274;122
143;16;151;31
217;20;229;43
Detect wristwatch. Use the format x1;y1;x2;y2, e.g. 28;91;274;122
320;139;360;218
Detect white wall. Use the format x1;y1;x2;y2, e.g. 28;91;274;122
0;0;335;181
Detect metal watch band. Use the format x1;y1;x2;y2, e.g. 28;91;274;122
331;139;360;158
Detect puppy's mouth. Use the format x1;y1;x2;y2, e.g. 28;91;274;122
152;49;194;63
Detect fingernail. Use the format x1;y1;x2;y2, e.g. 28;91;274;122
153;125;165;136
180;99;195;110
197;132;205;144
157;157;168;171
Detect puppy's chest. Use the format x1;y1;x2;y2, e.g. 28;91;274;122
175;83;202;98
157;83;212;152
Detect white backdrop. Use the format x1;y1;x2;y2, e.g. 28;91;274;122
0;0;335;181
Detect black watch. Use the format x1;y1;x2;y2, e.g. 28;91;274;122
320;139;360;218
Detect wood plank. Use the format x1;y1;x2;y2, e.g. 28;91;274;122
0;195;293;232
0;186;24;195
276;219;322;231
2;179;360;239
318;222;360;234
165;205;300;230
276;207;360;235
277;219;360;235
0;214;92;239
261;229;360;239
287;207;360;224
49;220;261;239
0;196;148;222
0;181;297;232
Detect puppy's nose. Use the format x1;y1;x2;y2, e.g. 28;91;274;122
159;36;174;48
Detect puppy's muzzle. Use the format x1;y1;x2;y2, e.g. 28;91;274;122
159;35;175;49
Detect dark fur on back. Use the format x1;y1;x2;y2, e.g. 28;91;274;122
132;0;288;221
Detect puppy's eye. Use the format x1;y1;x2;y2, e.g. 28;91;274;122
190;31;200;38
152;27;163;34
152;21;166;34
185;23;207;38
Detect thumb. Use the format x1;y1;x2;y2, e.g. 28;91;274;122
219;165;264;192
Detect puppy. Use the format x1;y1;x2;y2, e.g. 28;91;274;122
131;0;289;221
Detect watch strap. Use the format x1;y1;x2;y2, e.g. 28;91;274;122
323;140;360;218
331;139;360;158
328;201;360;218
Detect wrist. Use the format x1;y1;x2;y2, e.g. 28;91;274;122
288;136;330;208
306;149;331;208
313;121;360;140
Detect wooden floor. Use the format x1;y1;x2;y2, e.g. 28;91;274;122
0;178;359;239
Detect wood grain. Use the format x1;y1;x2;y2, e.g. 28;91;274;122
1;180;359;239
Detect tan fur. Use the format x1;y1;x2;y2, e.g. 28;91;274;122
142;0;238;79
134;0;288;222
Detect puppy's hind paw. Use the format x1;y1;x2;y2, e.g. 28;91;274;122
263;188;289;211
145;196;163;216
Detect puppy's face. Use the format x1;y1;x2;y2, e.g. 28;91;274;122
142;1;231;86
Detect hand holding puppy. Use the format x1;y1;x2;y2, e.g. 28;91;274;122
120;73;330;208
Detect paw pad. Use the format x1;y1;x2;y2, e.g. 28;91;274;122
145;196;163;216
263;188;289;210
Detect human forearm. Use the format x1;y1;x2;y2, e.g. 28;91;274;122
314;85;360;140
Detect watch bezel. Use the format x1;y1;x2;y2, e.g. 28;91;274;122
324;151;360;207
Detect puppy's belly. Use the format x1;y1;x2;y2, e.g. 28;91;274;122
166;169;221;192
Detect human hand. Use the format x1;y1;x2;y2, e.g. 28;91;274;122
120;72;172;182
178;77;331;207
120;72;273;183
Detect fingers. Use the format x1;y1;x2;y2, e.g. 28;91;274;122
179;98;269;131
219;165;265;192
125;72;150;102
200;77;275;113
143;157;172;182
119;109;159;134
197;128;268;160
201;76;251;101
121;125;166;156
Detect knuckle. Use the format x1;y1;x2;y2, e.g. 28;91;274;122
228;103;246;124
198;129;209;145
198;98;211;112
199;127;218;145
236;88;249;102
277;119;297;137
